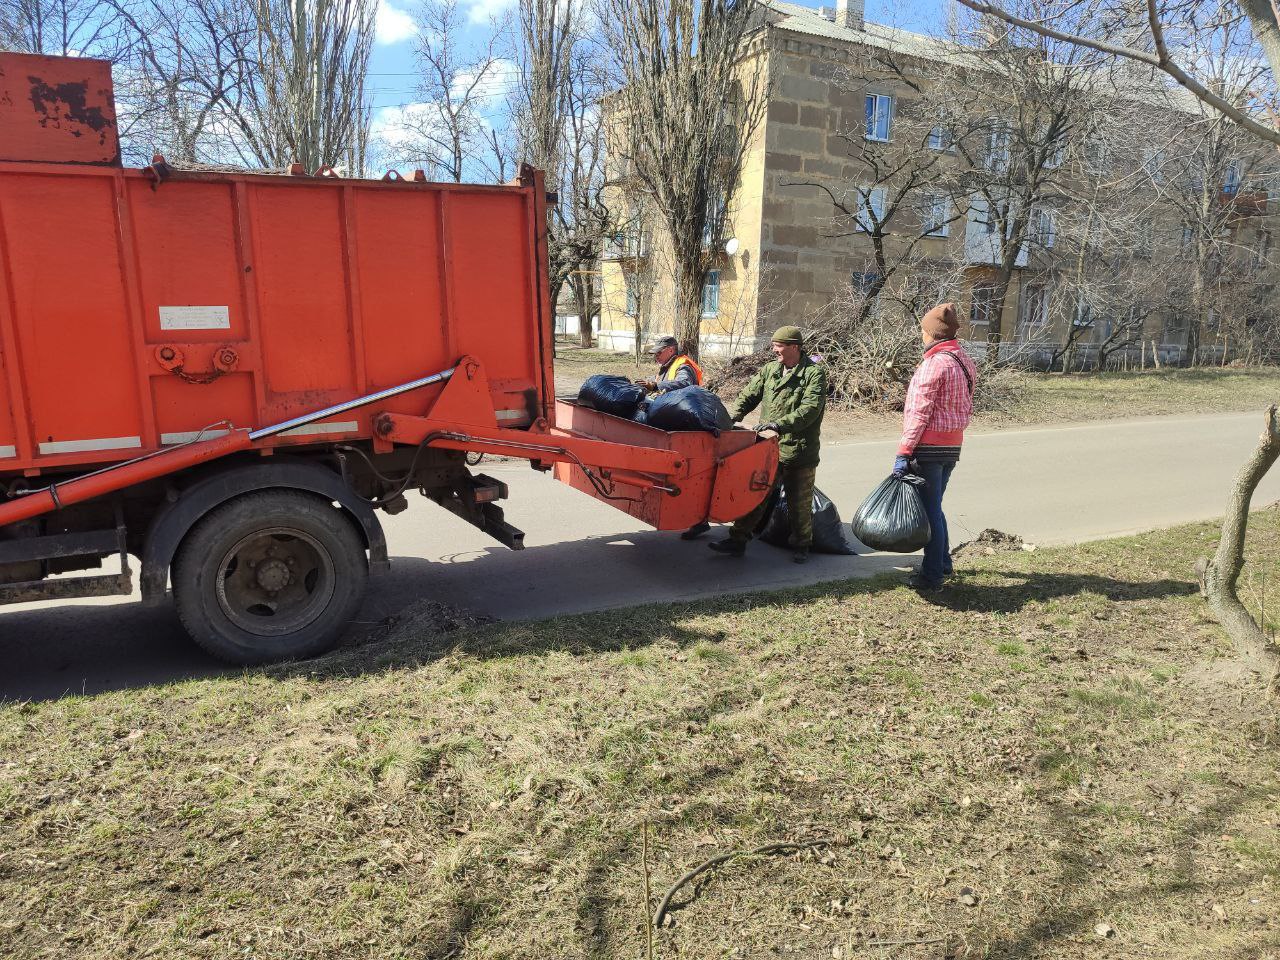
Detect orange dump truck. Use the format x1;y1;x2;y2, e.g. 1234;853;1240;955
0;53;777;663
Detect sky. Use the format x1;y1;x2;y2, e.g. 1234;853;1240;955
365;0;947;114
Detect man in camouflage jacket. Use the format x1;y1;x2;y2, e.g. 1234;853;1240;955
709;325;827;564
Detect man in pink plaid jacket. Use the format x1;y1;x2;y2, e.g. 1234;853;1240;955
893;303;978;591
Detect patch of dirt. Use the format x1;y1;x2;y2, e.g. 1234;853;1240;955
951;528;1033;558
378;598;495;639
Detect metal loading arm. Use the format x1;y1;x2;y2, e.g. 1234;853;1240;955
0;366;460;530
372;356;686;491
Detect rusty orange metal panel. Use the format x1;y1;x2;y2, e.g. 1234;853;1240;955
353;189;449;399
0;170;145;457
251;183;356;402
551;401;777;530
0;53;119;165
450;193;539;386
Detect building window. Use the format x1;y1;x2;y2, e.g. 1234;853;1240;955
1128;302;1148;334
984;120;1011;172
625;275;638;317
864;94;893;142
1083;138;1107;174
701;270;720;317
1020;283;1051;335
1137;221;1154;259
919;192;951;237
855;186;886;232
1029;207;1056;249
1040;126;1064;169
1144;148;1166;184
982;199;1007;236
852;271;882;296
702;194;727;247
852;271;883;313
1164;313;1188;345
1255;230;1271;268
971;283;999;327
1223;160;1242;195
928;124;954;152
1073;297;1094;328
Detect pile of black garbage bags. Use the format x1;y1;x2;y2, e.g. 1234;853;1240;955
577;375;732;435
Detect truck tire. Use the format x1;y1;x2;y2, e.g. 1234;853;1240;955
172;490;368;665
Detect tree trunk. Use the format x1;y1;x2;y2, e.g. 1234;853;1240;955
1196;404;1280;681
575;282;594;348
673;263;704;359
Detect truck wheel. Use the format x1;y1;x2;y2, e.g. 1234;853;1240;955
172;490;368;665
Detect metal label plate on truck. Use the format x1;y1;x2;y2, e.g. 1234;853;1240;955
159;306;231;331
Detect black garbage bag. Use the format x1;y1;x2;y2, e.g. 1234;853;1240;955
643;386;733;435
757;486;858;555
578;374;647;418
850;474;931;553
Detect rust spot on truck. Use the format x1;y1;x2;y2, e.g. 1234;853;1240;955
27;76;113;144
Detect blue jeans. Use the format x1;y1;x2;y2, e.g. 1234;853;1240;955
915;460;955;586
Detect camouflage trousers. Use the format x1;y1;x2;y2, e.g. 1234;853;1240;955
729;463;817;549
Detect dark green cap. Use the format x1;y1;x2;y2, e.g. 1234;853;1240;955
771;325;804;345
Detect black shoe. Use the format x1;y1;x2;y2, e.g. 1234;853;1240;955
681;521;712;541
907;574;944;592
708;538;746;557
792;548;809;564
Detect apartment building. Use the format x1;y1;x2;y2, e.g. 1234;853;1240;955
597;0;1278;364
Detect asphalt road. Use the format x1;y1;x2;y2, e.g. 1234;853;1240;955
3;411;1278;700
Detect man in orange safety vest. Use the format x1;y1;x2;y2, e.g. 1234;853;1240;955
634;335;703;394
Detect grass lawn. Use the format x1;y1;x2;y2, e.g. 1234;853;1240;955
1007;367;1280;425
4;512;1280;958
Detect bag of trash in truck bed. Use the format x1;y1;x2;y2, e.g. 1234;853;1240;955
640;386;733;435
578;375;647;418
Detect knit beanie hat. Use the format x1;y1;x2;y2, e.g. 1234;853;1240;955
771;325;804;344
921;302;959;340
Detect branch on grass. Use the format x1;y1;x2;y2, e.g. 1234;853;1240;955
652;839;831;929
1196;404;1280;683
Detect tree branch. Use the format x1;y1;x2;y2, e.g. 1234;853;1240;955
953;0;1280;148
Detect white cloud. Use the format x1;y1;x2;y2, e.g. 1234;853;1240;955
376;0;419;44
465;0;517;25
450;58;518;102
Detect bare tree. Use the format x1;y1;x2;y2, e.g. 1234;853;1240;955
386;0;511;181
1;0;125;55
557;57;612;348
954;0;1280;149
109;0;258;164
110;0;375;171
1034;116;1181;372
514;0;611;346
248;0;375;172
602;0;766;358
1196;406;1280;682
1142;105;1278;364
943;2;1097;363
